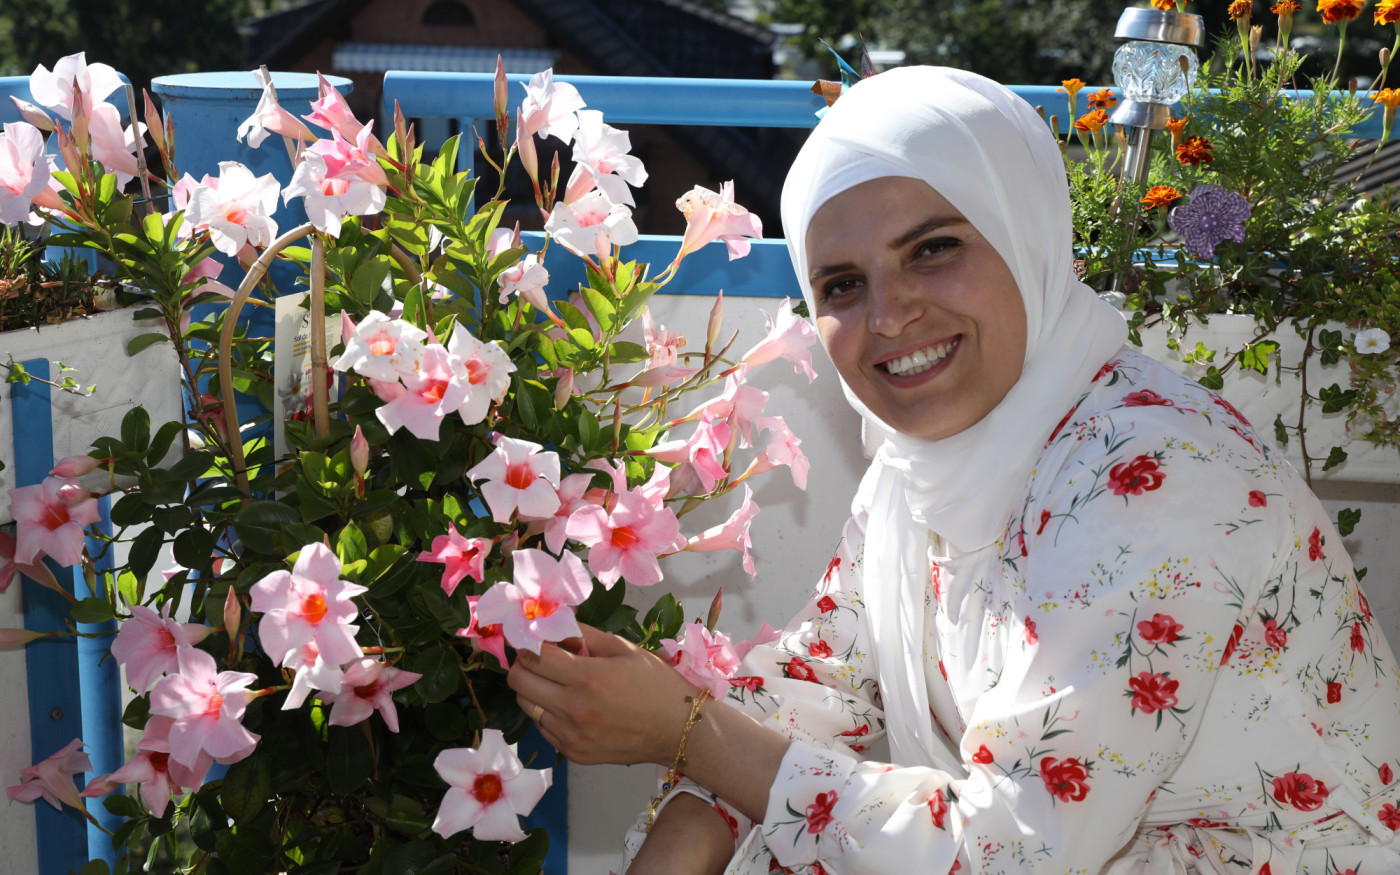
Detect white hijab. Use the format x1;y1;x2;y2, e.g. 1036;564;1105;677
780;66;1127;768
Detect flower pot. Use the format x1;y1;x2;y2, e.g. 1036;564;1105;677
1;306;184;522
1135;314;1398;484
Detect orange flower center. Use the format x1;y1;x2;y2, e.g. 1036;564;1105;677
368;332;395;357
205;693;224;716
522;597;556;620
611;525;639;550
465;357;488;385
419;378;449;405
149;752;170;772
504;462;535;490
39;502;72;531
302;593;328;625
353;681;380;698
472;773;504;804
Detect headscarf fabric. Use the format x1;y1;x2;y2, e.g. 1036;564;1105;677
780;66;1127;768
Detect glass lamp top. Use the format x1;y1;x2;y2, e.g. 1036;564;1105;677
1113;41;1198;106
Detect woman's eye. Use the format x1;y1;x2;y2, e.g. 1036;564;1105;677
820;276;862;302
913;237;959;259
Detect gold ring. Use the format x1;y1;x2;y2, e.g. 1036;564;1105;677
531;704;545;723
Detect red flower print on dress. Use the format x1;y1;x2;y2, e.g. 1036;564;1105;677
816;594;837;613
1220;623;1244;665
1123;389;1175;407
1379;802;1400;830
1248;490;1267;507
1187;817;1230;828
812;864;828;875
1271;771;1329;811
1351;621;1366;654
1308;527;1324;561
1212;394;1251;428
1040;757;1091;802
1259;865;1272;875
1036;509;1051;535
1262;618;1287;651
808;639;832;659
784;657;820;683
1326;681;1342;704
1137;613;1183;646
1024;619;1038;646
929;791;949;829
713;802;739;840
1379;762;1393;785
729;675;763;692
1093;361;1117;382
839;724;869;752
1359;590;1373;622
768;858;795;874
1047;407;1076;444
804;791;837;833
1108;455;1166;496
822;555;840;583
938;660;948;680
971;745;995;765
1129;672;1180;714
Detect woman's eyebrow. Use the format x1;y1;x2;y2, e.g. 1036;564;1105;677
809;215;973;282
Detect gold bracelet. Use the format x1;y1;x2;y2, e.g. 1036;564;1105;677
644;688;712;832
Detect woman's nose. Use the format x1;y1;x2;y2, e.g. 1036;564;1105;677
867;273;923;338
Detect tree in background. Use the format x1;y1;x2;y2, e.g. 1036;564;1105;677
0;0;260;93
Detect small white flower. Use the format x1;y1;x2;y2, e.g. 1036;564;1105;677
1354;328;1391;355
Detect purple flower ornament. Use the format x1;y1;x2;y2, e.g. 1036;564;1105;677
1168;184;1252;260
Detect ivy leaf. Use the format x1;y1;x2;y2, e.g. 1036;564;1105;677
1237;340;1278;374
1321;445;1348;471
1336;507;1361;537
1273;414;1289;447
1198;366;1224;391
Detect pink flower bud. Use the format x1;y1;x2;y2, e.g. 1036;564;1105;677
493;54;510;134
9;96;53;132
49;455;105;479
54;480;92;505
0;628;45;650
223;586;241;642
142;88;166;156
706;588;723;632
706;290;725;353
552;368;575;410
516;108;538;182
350;425;369;477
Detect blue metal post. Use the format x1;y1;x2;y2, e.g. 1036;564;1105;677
519;723;567;873
77;494;122;864
13;359;95;874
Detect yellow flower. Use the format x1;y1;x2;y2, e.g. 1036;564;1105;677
1377;88;1400;108
1377;0;1400;23
1165;116;1188;136
1058;78;1086;100
1152;0;1179;9
1317;0;1365;25
1073;109;1109;132
1230;0;1253;18
1141;186;1182;209
1175;135;1215;166
1272;0;1301;12
1086;88;1118;110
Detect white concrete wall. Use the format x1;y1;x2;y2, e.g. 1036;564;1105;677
565;296;1400;875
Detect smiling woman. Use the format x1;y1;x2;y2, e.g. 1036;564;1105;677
504;66;1400;875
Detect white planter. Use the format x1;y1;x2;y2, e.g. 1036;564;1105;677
1136;314;1398;484
0;306;184;522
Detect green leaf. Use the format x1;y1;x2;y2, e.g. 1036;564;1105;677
165;449;217;483
70;597;116;624
126;332;169;357
79;859;112;875
189;790;226;852
608;341;649;364
401;283;427;330
351;259;392;305
121;406;151;453
402;645;460;704
1237;340;1278;375
1273;414;1289;447
423;701;470;741
506;829;551;875
102;793;142;819
1322;445;1348;471
295;477;340;523
111;493;154;527
1336;507;1361;537
219;751;272;822
325;726;374;795
1198;366;1224;391
233;501;302;556
361;545;407;584
337;522;370;566
1318;383;1357;414
147;420;183;467
173;526;218;573
128;525;165;582
579;284;617;332
121;694;150;731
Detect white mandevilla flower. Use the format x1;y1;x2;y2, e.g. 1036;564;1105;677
185;162;281;257
1355;327;1391;355
544;190;638;262
333;311;429;383
282;151;386;238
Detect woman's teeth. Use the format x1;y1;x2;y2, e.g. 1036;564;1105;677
883;339;959;376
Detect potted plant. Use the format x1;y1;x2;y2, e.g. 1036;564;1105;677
0;55;811;874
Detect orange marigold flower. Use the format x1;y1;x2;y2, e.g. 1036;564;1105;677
1073;109;1110;133
1272;0;1301;12
1176;135;1215;166
1058;78;1087;99
1376;88;1400;109
1165;116;1189;136
1377;0;1400;24
1152;0;1178;9
1142;186;1182;209
1229;0;1252;18
1086;88;1118;110
1317;0;1365;25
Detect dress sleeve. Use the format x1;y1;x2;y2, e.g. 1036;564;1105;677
754;403;1290;875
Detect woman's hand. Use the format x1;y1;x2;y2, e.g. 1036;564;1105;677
507;623;700;766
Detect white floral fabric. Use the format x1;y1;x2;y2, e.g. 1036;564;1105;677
622;349;1400;875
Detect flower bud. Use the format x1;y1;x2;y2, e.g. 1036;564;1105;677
10;96;53;132
54;480;92;505
223;586;241;643
493;54;510;138
706;289;724;355
553;368;575;410
705;588;723;632
516;108;538;183
142;89;166;156
1250;25;1263;58
50;455;103;479
0;628;46;651
350;425;369;477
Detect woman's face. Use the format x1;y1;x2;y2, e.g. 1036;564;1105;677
805;176;1028;442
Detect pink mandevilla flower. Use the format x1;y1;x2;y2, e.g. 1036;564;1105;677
184;161;281;257
29;53;123;121
747;415;809;490
376;343;466;440
566;486;684;587
519;69;585;143
281;642;347;710
475;549;593;654
10;475;102;566
417;523;491;596
543;473;605;553
496;252;550;310
461;594;512;668
632;308;697;387
83;716;210;815
319;657;421;733
684;485;761;576
87;102;145;187
648;411;731;495
566;109;647;206
307;122;390;189
544;190;638;262
447;323;516;425
468;436;562;524
147;648;259;770
432;728;552;842
333;311;428;382
686;366;770;447
282;151;386;238
303;73;384;153
7;738;91;812
0;122;53;224
673;180;763;264
237;68;315;149
742;298;819;382
661;621;741;698
109;602;213;695
249;541;367;668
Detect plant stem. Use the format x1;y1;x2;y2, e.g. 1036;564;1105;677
1296;322;1316;487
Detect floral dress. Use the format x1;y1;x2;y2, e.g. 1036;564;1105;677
621;349;1400;875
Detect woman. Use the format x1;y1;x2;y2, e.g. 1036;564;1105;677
507;66;1400;874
